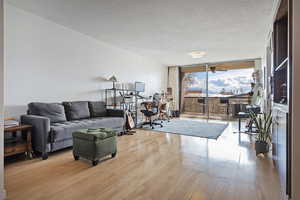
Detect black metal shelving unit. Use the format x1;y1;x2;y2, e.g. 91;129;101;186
105;88;139;126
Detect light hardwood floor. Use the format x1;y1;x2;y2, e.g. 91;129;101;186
5;119;282;200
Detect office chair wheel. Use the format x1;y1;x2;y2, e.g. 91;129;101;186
92;160;99;166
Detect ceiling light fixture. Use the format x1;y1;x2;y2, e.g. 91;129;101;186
188;51;207;58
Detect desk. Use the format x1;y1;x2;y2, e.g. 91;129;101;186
4;125;33;159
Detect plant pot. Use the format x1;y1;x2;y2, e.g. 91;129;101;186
255;141;269;155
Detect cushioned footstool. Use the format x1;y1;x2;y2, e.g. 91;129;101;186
72;128;117;166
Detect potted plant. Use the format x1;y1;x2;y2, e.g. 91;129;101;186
249;111;272;155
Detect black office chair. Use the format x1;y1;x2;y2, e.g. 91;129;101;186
140;99;163;129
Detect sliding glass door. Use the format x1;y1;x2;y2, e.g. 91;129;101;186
181;66;254;119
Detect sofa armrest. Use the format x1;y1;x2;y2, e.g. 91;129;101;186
21;115;50;159
106;109;125;118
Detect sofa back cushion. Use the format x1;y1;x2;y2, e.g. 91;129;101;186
63;101;90;121
28;102;67;123
88;101;107;117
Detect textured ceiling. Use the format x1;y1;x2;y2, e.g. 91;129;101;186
7;0;275;66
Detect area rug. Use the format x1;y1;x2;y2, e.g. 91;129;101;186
144;118;229;139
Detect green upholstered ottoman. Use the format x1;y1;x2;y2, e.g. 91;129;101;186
72;128;117;166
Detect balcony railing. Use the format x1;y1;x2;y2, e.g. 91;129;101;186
183;94;251;119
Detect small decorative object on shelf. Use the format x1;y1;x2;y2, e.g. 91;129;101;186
4;118;19;128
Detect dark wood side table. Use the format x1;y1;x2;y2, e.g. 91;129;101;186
4;125;33;159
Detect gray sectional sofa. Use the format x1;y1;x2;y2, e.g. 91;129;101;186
21;101;125;160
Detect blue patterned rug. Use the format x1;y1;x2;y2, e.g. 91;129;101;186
144;118;229;139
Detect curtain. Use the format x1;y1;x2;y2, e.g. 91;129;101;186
168;66;180;111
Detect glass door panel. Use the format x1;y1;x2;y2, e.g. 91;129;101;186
182;71;208;118
207;68;254;119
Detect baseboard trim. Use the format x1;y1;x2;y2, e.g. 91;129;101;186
0;189;6;200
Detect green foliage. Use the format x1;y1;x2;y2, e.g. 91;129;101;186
249;111;272;143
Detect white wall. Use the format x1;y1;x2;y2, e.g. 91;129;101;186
4;4;167;118
0;0;4;199
292;0;300;199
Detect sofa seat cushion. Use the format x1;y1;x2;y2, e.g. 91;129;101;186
91;117;125;129
73;128;117;141
50;117;124;142
28;102;67;123
63;101;90;121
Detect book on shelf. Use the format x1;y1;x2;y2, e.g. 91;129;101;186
4;120;19;128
